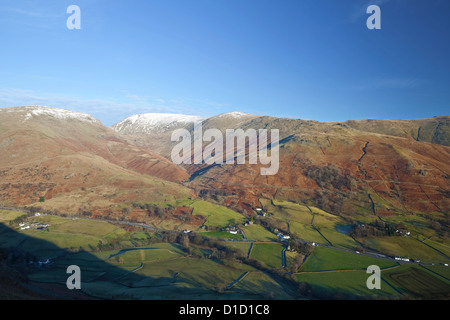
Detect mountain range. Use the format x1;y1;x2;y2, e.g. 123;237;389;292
1;106;449;227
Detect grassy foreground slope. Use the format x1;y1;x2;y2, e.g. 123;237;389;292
1;208;449;300
295;246;450;299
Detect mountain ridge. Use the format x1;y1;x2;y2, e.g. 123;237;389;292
1;106;449;220
111;109;450;147
0;106;193;217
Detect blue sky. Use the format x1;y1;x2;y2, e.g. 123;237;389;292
0;0;449;126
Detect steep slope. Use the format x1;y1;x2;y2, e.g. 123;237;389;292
111;113;205;134
343;116;450;146
113;111;449;218
112;111;261;159
189;116;450;216
0;106;192;214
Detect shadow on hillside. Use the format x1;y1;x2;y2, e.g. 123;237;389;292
0;223;205;300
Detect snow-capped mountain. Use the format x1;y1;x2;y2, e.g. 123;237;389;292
111;111;260;135
214;111;252;119
3;105;101;124
111;113;206;134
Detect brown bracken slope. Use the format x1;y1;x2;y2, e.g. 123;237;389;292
186;116;450;217
0;106;192;215
114;113;449;218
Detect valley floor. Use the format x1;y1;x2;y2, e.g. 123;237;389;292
1;207;449;300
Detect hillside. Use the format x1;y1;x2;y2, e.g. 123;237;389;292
342;116;450;146
113;112;449;220
112;111;261;159
0;106;193;218
1;107;449;301
193;116;449;217
112;113;205;135
1;106;449;233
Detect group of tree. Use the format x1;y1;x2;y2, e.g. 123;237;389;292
289;239;314;256
349;219;395;238
131;202;166;218
304;164;355;191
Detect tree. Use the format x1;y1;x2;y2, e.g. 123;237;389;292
178;233;190;250
216;282;227;294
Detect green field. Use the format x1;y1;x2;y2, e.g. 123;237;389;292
295;246;450;299
106;243;185;265
82;257;259;299
14;216;133;252
221;242;252;256
358;236;449;264
241;224;277;241
124;199;245;229
197;231;244;240
300;246;397;272
2;206;449;300
250;243;284;269
421;238;450;258
25;238;264;300
295;269;400;299
260;198;358;250
261;199;313;225
383;264;450;299
191;200;246;227
232;271;293;299
422;265;450;281
289;221;326;243
0;209;26;223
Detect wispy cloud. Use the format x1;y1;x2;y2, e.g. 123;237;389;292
0;1;65;30
0;6;62;18
0;88;231;126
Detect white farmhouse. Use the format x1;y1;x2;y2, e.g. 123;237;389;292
277;233;290;240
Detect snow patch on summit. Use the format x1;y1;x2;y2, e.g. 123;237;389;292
8;106;101;124
112;113;205;134
216;111;252;118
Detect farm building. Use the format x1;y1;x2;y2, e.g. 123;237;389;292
277;233;290;240
395;257;410;262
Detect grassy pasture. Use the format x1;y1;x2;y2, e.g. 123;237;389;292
232;271;293;299
16;216;131;252
197;231;244;240
0;209;26;223
300;246;397;272
125;199;245;229
421;265;450;281
250;243;284;269
118;257;252;298
221;242;252;256
289;221;325;243
422;238;450;257
241;224;277;241
106;243;185;265
383;264;450;299
191;200;245;227
358;236;449;264
27;232;102;252
260;198;357;249
2;205;448;300
295;269;400;299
